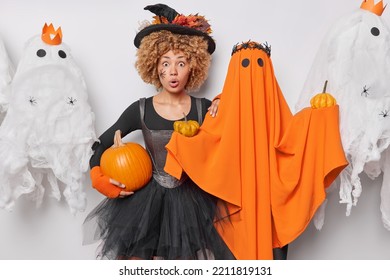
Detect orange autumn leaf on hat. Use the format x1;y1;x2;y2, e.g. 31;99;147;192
151;15;170;24
172;14;212;34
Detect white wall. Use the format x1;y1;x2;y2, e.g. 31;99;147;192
0;0;389;260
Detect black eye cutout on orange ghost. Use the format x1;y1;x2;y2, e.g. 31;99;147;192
241;57;264;68
257;58;264;67
242;58;250;67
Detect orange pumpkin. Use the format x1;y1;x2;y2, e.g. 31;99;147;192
101;130;152;192
173;113;200;137
310;80;337;109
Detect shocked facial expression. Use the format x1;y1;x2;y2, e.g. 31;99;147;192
157;50;190;94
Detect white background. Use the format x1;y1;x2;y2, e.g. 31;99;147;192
0;0;389;260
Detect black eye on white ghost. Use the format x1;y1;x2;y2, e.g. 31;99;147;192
36;48;67;59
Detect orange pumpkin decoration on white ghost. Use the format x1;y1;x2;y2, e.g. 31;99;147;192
101;130;152;192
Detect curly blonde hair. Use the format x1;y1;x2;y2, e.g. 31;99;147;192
135;30;212;91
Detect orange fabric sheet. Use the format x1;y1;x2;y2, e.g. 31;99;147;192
164;46;348;260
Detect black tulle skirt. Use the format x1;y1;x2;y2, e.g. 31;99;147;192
83;178;235;260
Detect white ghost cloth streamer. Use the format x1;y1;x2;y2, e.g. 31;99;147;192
296;3;390;230
0;24;97;214
0;35;14;122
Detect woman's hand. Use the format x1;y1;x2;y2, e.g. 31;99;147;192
109;178;134;198
90;166;134;198
208;98;220;117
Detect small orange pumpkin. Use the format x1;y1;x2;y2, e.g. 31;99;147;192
101;130;152;192
173;113;200;137
310;80;337;109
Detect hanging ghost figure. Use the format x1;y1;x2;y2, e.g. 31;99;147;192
296;0;390;230
0;23;96;214
0;35;14;122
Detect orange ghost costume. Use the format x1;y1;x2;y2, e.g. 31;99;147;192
164;42;348;259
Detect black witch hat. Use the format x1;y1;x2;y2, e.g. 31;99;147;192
134;3;216;54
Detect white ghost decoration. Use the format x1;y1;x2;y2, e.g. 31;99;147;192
0;23;97;214
0;35;14;122
296;0;390;230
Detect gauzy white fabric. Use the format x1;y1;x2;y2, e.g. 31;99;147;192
296;8;390;230
0;36;14;123
0;35;97;214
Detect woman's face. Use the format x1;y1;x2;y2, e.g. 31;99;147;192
157;50;190;94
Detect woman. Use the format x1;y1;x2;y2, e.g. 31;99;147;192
83;4;233;260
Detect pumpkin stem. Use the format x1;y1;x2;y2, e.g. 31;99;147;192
113;130;125;147
182;112;187;122
322;80;328;93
